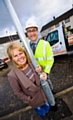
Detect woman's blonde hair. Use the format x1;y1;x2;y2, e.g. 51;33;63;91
7;42;31;68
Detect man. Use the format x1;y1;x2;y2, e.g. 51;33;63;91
25;18;58;113
25;18;56;94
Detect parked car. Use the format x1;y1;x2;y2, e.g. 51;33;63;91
0;59;8;71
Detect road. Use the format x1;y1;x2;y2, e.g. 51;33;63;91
0;61;28;117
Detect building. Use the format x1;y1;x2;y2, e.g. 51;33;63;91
0;34;20;61
40;8;73;38
0;33;27;61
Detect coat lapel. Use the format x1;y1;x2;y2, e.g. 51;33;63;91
29;63;40;86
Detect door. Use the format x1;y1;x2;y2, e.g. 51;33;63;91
46;27;67;56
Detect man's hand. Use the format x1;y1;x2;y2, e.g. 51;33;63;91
40;72;47;81
35;65;43;72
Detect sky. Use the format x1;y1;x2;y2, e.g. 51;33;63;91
0;0;73;37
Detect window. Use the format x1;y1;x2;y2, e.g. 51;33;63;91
65;18;70;23
66;26;71;31
46;30;59;46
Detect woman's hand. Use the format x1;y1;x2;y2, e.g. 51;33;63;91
35;65;43;72
40;72;47;81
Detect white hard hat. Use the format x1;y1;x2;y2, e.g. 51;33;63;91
25;18;38;30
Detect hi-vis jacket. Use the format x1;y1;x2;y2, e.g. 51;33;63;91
30;39;54;74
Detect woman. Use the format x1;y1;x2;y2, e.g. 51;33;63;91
7;42;50;120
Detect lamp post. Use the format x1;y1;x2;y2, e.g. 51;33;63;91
3;0;55;106
6;30;14;41
6;30;12;41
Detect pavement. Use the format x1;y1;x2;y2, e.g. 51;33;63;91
0;86;73;120
0;55;73;120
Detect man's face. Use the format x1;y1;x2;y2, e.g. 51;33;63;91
26;27;38;42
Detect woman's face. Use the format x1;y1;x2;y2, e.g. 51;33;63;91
12;48;27;67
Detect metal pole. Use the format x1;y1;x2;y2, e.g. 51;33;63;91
3;0;55;106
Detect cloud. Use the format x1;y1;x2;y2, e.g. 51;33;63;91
0;0;15;36
0;0;73;37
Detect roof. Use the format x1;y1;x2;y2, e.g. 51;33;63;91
40;8;73;32
0;33;27;44
0;34;19;44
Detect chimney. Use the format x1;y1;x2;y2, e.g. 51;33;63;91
53;16;55;20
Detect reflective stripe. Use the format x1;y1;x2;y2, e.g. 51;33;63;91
43;41;47;58
36;56;53;61
47;56;53;60
36;58;43;61
45;66;51;70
